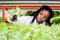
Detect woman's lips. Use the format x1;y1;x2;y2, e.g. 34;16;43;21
37;19;43;22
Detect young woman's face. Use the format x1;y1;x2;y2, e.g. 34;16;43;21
36;10;50;22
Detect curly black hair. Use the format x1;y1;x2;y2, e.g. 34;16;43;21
30;5;54;26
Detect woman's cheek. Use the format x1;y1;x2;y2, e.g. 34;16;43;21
37;16;41;22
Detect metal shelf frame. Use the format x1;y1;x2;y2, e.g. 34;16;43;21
0;1;60;22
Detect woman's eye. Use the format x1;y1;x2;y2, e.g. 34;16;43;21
40;13;43;15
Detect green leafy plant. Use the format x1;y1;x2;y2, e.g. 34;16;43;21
1;6;60;40
0;22;60;40
50;16;60;24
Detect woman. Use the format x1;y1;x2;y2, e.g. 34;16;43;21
30;5;54;26
7;5;54;26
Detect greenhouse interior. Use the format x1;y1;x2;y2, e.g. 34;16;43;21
0;1;60;40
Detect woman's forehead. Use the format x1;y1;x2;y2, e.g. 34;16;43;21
39;10;50;16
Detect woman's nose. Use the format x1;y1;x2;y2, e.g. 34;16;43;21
41;15;44;19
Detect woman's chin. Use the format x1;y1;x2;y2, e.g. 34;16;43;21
37;20;43;23
36;19;43;23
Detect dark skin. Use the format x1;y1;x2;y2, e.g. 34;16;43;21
36;10;50;23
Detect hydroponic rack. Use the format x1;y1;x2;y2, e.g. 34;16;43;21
0;1;60;22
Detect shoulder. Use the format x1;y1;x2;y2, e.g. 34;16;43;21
46;22;53;26
18;16;34;25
